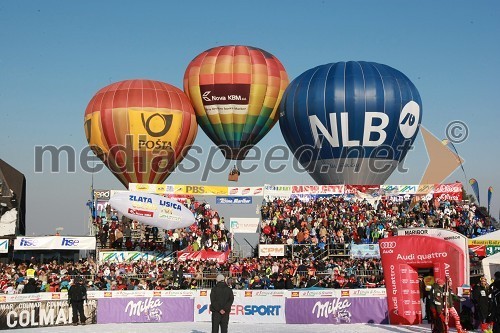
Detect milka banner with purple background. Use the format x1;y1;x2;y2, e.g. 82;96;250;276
97;297;193;324
285;297;388;324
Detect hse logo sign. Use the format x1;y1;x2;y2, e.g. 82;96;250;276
19;238;38;247
61;238;80;247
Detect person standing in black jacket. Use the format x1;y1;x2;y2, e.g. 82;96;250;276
22;278;39;293
274;273;285;289
210;274;234;333
472;276;490;331
68;277;87;326
490;275;500;333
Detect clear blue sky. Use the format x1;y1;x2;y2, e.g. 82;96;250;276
1;1;499;236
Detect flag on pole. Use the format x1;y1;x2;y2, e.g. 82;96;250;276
488;186;493;214
469;178;480;205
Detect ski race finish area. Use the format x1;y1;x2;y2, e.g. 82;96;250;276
0;289;387;329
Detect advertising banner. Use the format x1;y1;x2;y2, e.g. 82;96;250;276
285;289;387;299
99;251;172;263
263;184;292;199
433;183;463;201
468;239;500;246
128;183;175;195
229;218;259;234
0;299;97;329
129;184;231;196
195;290;286;323
289;194;331;202
379;235;466;325
216;196;252;204
344;185;381;204
93;189;111;201
109;192;195;230
344;185;381;195
0;239;8;253
95;200;109;214
379;185;400;196
285;297;388;324
177;249;229;263
259;244;285;257
14;236;96;250
291;185;344;195
416;184;435;195
174;185;228;196
350;243;380;259
397;228;469;282
468;244;486;257
380;185;417;196
486;246;500;256
87;290;196;299
0;293;66;303
227;187;264;196
97;297;193;324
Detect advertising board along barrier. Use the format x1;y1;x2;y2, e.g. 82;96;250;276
14;236;96;250
285;296;388;324
0;289;389;328
195;289;286;324
97;297;193;324
229;217;259;234
259;244;285;257
99;251;173;263
285;289;388;324
0;298;97;329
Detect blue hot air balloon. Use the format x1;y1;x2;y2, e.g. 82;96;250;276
279;61;422;185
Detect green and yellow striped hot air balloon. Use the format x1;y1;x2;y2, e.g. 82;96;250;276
183;45;289;160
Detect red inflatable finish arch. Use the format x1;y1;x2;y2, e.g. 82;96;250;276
379;235;466;325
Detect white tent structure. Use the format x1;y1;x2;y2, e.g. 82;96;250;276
482;251;500;283
473;230;500;282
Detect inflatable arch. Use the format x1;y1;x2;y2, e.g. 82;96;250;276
379;235;466;325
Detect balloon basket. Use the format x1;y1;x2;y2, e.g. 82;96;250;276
228;174;239;182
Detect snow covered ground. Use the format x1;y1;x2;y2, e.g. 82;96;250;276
16;322;470;333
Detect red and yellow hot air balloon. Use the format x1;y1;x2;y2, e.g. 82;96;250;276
184;45;289;160
84;79;197;187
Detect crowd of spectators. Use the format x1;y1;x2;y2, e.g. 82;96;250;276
2;190;495;295
0;255;384;294
260;196;494;248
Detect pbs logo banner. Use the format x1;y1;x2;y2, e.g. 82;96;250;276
194;290;285;323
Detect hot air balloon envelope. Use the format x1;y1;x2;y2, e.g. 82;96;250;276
279;61;422;185
109;191;195;230
184;45;289;160
84;79;197;187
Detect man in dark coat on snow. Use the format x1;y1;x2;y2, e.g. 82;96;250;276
210;274;234;333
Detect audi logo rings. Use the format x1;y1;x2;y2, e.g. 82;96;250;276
380;241;397;249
